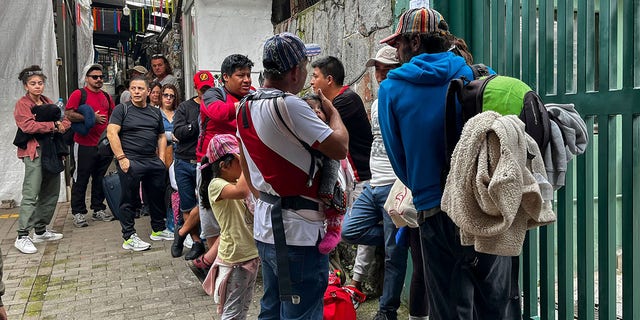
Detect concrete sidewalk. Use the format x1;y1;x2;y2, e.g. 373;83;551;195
0;203;406;319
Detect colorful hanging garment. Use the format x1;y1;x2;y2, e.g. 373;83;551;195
152;0;156;26
76;3;81;26
159;0;163;28
92;8;97;30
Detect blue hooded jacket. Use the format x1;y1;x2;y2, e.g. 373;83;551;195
378;51;473;211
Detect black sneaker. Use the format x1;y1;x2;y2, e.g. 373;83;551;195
171;227;186;258
186;260;207;283
184;240;205;260
373;311;397;320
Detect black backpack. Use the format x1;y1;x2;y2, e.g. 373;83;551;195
442;69;551;187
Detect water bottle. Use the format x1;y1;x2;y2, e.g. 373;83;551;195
56;98;65;120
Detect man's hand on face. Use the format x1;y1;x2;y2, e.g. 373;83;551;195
316;89;338;120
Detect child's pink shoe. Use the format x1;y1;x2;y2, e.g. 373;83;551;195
319;211;343;254
319;229;341;255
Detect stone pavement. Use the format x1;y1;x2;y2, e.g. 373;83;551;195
0;203;408;319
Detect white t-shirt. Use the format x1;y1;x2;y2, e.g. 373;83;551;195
369;99;397;186
237;88;333;246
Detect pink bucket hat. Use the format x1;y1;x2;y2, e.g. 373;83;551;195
202;134;239;169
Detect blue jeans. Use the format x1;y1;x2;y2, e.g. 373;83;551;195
173;159;197;216
256;241;328;320
341;183;408;316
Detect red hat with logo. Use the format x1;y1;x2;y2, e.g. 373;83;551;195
194;70;215;90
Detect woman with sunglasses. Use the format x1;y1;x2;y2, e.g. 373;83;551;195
13;65;69;254
158;84;180;236
149;81;163;108
160;84;180;149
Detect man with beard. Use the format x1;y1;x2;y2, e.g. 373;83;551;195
65;64;115;227
377;8;520;320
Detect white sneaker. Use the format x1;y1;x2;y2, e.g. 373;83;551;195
122;233;151;251
32;230;64;243
15;236;37;254
150;229;175;241
184;234;193;249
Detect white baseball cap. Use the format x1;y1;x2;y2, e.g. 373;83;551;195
365;46;400;67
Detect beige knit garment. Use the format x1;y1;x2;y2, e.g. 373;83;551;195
441;111;556;256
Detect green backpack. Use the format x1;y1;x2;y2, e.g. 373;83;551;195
442;74;552;187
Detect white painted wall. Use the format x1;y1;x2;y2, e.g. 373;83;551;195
182;0;273;98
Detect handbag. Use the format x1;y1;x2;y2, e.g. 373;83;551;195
97;129;113;157
383;179;419;228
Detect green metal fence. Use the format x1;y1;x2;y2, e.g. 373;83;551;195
433;0;640;319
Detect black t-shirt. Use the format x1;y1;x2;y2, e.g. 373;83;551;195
110;103;164;159
333;87;373;182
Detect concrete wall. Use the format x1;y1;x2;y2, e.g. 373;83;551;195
274;0;396;109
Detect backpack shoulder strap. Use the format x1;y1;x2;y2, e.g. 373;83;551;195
102;90;111;104
80;88;112;114
154;105;163;128
444;78;465;163
79;88;87;105
271;95;321;188
219;87;227;102
124;103;130;118
101;90;113;114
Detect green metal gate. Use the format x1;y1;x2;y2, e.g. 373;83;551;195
427;0;640;319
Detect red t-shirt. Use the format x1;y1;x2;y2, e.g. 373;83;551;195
66;87;114;146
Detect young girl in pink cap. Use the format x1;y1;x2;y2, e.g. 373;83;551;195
198;134;258;319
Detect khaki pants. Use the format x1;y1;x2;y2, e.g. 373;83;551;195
18;154;60;236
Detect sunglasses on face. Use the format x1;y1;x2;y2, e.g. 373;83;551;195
162;93;175;99
88;74;104;80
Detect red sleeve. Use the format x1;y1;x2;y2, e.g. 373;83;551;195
14;97;55;134
66;89;82;111
200;97;236;123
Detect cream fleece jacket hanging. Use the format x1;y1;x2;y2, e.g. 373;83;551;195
441;111;556;256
